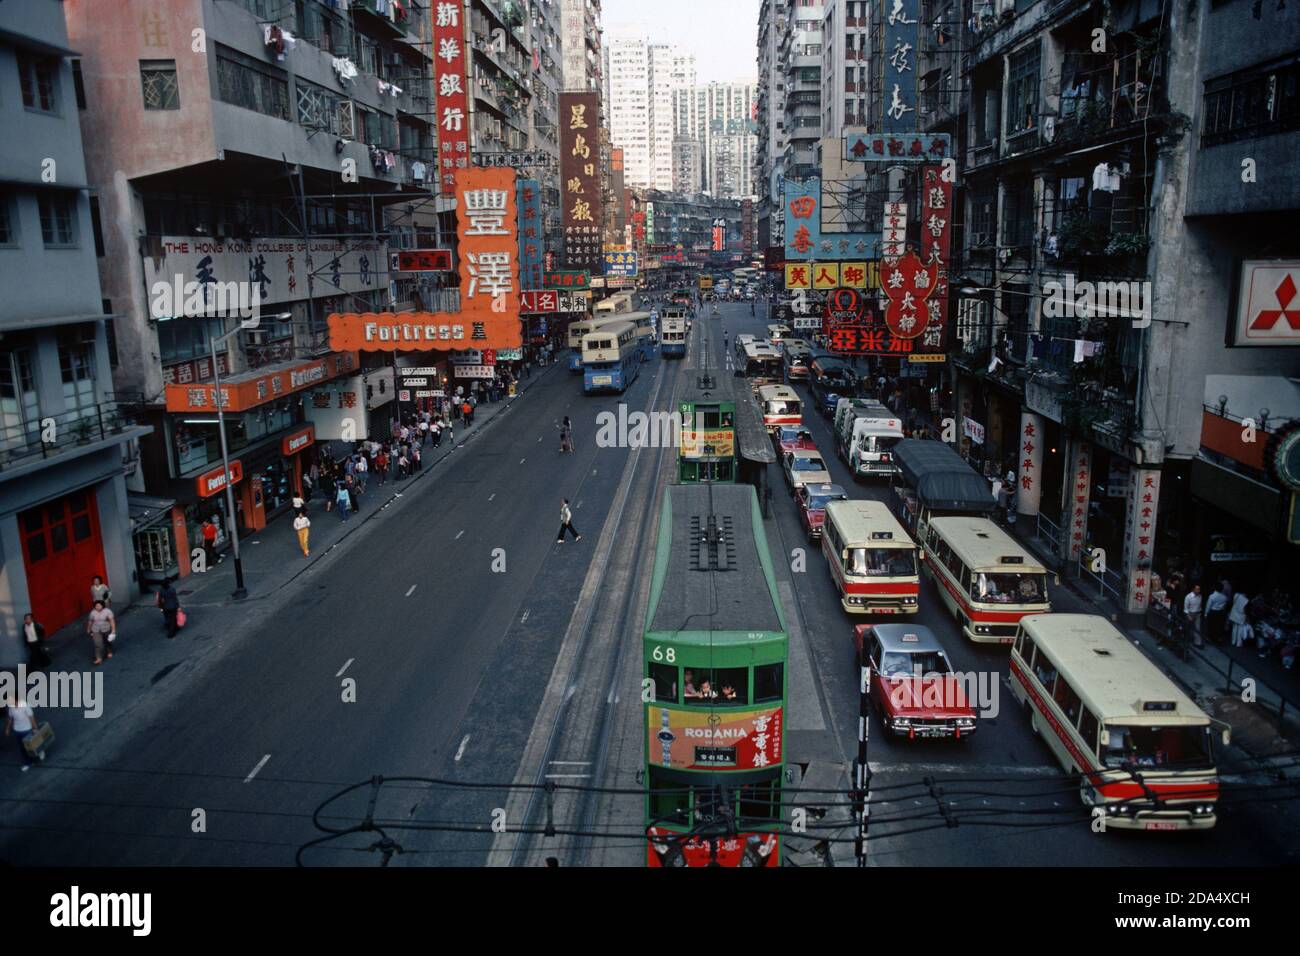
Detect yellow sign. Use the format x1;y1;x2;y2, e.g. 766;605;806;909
839;261;868;289
812;262;840;290
680;429;735;459
784;263;811;290
908;354;948;363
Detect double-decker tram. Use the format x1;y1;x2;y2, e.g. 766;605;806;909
582;320;641;393
1011;614;1230;830
567;315;624;372
660;308;689;357
644;484;788;867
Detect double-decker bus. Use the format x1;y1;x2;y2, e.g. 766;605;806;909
739;343;783;387
644;483;788;867
625;310;657;358
582;320;641;393
923;517;1050;644
661;309;689;358
1011;614;1230;830
567;315;624;372
594;291;634;317
755;384;802;433
822;500;920;615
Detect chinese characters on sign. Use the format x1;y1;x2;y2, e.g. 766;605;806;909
1067;445;1093;564
882;0;920;133
519;290;559;314
1017;413;1044;515
917;165;951;355
560;92;603;273
784;179;821;262
432;0;469;193
844;133;951;162
328;168;521;352
1123;468;1161;612
602;251;640;277
880;251;938;340
517;178;544;291
882;201;907;257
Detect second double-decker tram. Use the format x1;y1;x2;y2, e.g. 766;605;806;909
923;516;1050;644
661;308;689;357
822;500;920;615
1011;614;1229;830
581;320;641;393
644;484;788;867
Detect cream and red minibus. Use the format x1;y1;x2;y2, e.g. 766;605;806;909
1011;613;1230;831
822;500;920;615
756;384;802;433
922;516;1049;644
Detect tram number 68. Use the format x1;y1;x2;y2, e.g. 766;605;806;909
651;645;677;663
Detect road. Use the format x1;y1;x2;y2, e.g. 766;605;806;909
1;296;1293;866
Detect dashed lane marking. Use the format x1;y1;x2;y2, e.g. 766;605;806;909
455;530;465;540
455;735;471;761
406;584;417;597
335;659;353;678
244;754;271;783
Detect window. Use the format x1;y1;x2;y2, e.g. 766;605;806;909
89;196;105;256
158;316;225;364
58;326;97;415
754;663;783;703
649;662;678;702
1079;709;1099;754
1202;55;1300;146
1002;179;1035;249
18;53;59;113
72;59;86;109
1007;43;1040;135
737;777;781;823
1052;674;1082;726
683;667;748;705
975;83;1000;145
0;344;40;451
39;194;78;247
969;183;996;246
0;192;16;247
215;44;289;120
141;60;180;110
647;768;690;823
296;78;346;133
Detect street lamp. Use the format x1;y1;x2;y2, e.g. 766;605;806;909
208;311;292;600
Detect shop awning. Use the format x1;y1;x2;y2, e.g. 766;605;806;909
128;493;176;532
163;352;360;413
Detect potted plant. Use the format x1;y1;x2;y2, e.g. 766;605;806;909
73;418;93;444
1057;214;1108;259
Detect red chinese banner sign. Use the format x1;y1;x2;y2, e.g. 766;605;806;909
881;251;939;340
1123;468;1162;613
432;0;469;193
328;168;522;352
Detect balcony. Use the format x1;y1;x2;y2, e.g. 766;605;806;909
0;399;151;479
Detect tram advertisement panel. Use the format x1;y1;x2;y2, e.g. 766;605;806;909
679;429;735;459
648;705;782;770
647;829;779;868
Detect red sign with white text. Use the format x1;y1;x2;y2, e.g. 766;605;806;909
432;1;469;193
881;251;939;340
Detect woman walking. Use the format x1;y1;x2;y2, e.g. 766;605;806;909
86;599;115;665
294;511;311;557
90;575;111;609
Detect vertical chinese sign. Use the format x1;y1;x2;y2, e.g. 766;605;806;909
432;1;469;195
328;167;521;351
1017;413;1044;516
560;91;602;274
881;0;919;133
517;178;543;291
1122;468;1161;613
783;179;820;262
1066;444;1092;564
916;165;951;356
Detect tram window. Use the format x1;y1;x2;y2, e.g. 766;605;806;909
694;785;726;825
648;768;690;824
686;668;748;704
738;778;781;823
649;663;678;703
754;663;784;703
1053;675;1082;725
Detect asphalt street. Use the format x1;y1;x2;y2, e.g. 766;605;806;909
1;297;1293;866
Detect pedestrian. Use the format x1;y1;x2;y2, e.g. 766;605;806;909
375;448;389;485
397;449;410;478
347;474;360;513
156;577;181;639
4;700;40;772
560;428;573;454
22;613;49;669
556;498;582;543
1204;581;1230;644
443;417;454;444
86;599;115;665
1183;583;1204;647
292;489;306;514
202;517;219;564
461;399;471;425
1229;589;1252;648
419;417;429;445
412;444;422;472
355;452;368;492
294;511;311;557
90;575;111;609
336;480;351;521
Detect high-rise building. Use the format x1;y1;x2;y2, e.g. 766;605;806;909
560;0;603;93
820;0;871;139
780;0;823;182
605;30;690;190
755;0;788;250
675;81;758;199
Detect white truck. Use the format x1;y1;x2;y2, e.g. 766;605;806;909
833;398;905;479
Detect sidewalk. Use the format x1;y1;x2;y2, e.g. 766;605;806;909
32;363;560;669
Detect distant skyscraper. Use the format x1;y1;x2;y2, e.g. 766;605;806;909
674;80;758;199
607;30;693;190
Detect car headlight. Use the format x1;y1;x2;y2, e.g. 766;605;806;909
892;717;911;726
956;718;976;727
903;597;917;605
974;624;992;635
1194;804;1215;815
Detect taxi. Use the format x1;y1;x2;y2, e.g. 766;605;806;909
853;623;978;740
795;482;848;540
783;449;832;493
774;425;817;455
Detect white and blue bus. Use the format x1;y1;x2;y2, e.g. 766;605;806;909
625;310;657;359
567;315;625;372
583;320;641;394
594;292;634;318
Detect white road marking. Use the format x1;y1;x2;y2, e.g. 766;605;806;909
548;761;590;765
455;530;465;540
519;458;527;464
489;493;496;501
521;610;530;624
335;659;353;678
406;584;417;597
244;754;271;783
544;773;591;779
537;436;542;442
455;735;471;761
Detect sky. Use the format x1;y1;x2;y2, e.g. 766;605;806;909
601;0;760;85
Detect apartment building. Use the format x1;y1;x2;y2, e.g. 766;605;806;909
754;0;787;250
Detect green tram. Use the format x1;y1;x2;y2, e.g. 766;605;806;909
643;483;789;867
676;371;777;509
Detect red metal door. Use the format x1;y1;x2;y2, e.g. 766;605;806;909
20;489;106;631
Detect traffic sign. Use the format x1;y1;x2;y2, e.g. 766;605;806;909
399;390;411;402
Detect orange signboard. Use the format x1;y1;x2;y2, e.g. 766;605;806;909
164;353;358;413
196;460;243;498
328;168;523;352
281;424;315;456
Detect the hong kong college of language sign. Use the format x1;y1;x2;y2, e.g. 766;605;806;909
328;168;522;351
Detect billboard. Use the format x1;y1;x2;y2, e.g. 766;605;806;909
560;92;603;273
517;178;544;290
647;705;782;770
431;0;469;192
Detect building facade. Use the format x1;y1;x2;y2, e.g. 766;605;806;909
675;80;759;200
0;0;153;659
754;0;787;251
560;0;602;94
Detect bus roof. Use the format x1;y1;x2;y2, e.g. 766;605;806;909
825;499;912;546
1021;614;1209;725
744;343;781;358
927;517;1046;572
757;384;799;401
646;484;786;641
582;320;635;344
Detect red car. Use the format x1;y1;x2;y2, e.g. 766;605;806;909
796;482;847;540
774;425;817;455
853;624;978;740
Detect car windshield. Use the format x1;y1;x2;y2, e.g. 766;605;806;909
879;650;952;678
862;435;902;453
972;572;1047;604
792;457;825;471
848;548;917;576
767;400;800;415
1101;724;1214;770
807;493;844;510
